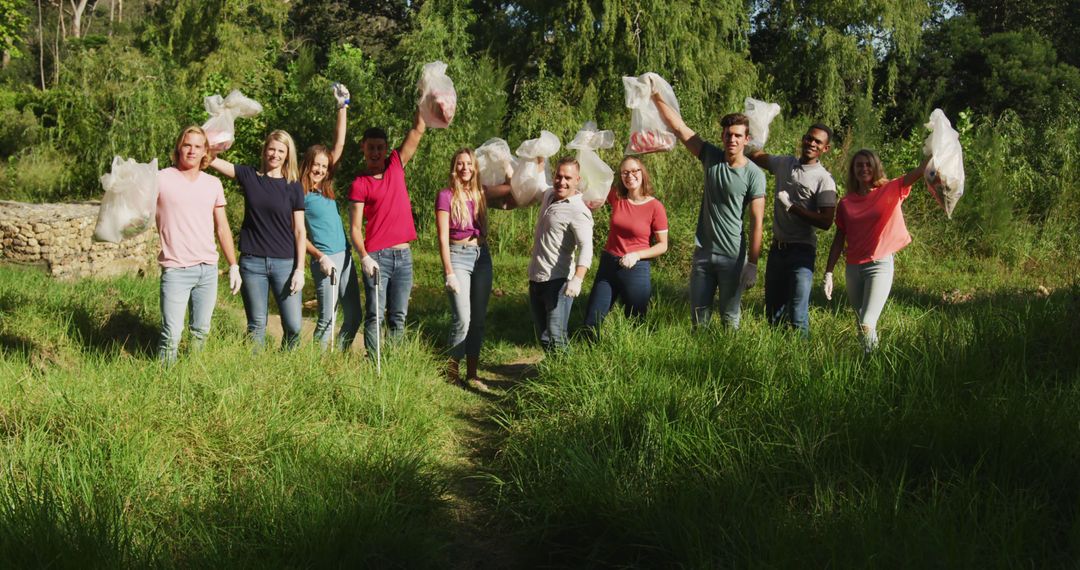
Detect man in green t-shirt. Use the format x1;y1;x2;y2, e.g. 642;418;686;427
653;95;766;328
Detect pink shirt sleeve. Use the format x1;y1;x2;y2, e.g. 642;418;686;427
651;200;669;233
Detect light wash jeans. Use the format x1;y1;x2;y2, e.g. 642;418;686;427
845;255;894;351
158;263;218;364
529;278;574;352
446;245;493;360
689;246;746;328
362;247;414;356
239;254;303;350
311;249;362;351
764;243;816;335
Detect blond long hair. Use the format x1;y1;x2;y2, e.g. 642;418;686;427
260;130;299;182
170;126;212;170
449;148;486;235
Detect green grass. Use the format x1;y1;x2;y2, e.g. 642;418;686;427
0;267;477;568
1;229;1078;567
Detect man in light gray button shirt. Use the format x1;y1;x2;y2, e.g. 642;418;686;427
748;123;837;335
527;157;594;351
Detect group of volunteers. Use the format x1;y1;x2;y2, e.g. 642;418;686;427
153;76;940;380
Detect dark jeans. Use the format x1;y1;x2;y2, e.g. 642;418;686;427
528;278;573;352
764;242;816;335
584;251;651;329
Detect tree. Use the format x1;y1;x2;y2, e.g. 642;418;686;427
1;0;31;66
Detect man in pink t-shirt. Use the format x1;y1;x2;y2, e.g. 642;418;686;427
348;111;427;356
156;126;240;363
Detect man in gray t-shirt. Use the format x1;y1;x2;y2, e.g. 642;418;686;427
748;124;837;334
653;91;766;329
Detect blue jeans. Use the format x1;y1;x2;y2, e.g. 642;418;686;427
584;251;651;329
158;263;218;363
845;255;894;351
239;255;303;350
529;278;574;352
311;249;362;351
764;243;816;335
689;246;745;328
446;245;493;360
362;247;413;355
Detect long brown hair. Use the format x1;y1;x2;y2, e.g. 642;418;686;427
846;149;887;195
614;156;655;199
300;144;335;199
448;148;487;236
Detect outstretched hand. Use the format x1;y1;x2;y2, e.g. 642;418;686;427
332;83;350;108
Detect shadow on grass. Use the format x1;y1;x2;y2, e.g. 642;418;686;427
0;452;456;569
482;285;1080;567
67;303;157;358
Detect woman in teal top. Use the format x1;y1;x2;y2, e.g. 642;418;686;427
301;83;361;350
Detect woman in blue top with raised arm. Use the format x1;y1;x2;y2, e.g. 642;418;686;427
300;83;362;351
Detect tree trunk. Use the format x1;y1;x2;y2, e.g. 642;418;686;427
69;0;90;39
38;0;45;89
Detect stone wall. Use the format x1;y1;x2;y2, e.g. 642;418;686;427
0;201;158;280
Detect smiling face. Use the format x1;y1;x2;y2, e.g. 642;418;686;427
552;162;581;201
308;152;330;186
363;137;389;174
177;131;207;171
618;157;644;194
800;128;830;163
264;139;289;174
453;152;474;185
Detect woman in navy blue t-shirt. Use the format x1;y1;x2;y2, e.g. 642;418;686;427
210;130;307;349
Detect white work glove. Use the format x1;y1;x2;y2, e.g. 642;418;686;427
360;255;379;277
332;82;350;108
289;269;304;295
563;276;583;298
445;273;460;294
228;264;242;295
317;255;335;277
776;190;793;211
619;252;640;269
739;262;758;289
823;272;834;301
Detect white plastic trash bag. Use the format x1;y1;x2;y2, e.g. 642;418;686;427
744;97;781;152
511;131;561;207
475;138;516;187
94;156;159;243
417;61;457;129
201;90;263;151
923;109;965;218
566;121;615;202
623;72;680;155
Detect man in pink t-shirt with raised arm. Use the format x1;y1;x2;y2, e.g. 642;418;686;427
348;111;427;357
156;126;240;364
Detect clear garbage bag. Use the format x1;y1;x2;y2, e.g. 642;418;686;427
623;72;680;155
566;121;615;202
923;109;965;218
94;156;159;243
417;61;457;129
201;90;263;151
744;97;781;152
511;131;561;207
475;138;516;187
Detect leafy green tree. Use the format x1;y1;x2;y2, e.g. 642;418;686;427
0;0;30;63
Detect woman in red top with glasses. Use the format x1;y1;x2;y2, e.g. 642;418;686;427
583;156;669;332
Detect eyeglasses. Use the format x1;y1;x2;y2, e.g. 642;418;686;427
620;168;642;178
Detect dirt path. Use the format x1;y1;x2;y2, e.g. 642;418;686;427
443;354;542;569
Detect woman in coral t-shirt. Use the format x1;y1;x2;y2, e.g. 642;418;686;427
583;156;669;332
823;149;929;351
